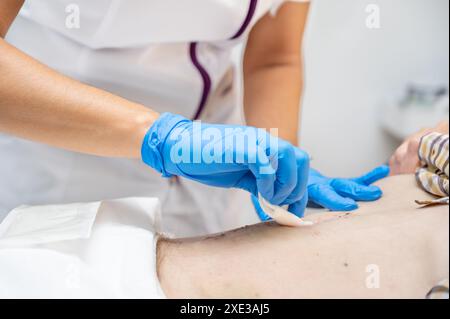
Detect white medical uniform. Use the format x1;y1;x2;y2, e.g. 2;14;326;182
0;198;166;299
1;0;307;237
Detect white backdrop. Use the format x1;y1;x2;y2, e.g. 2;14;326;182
300;0;449;176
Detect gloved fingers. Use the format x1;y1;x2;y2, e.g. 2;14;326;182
248;146;277;201
283;148;310;205
288;192;309;218
271;142;299;205
353;165;390;186
254;168;277;202
309;184;358;211
308;168;325;179
251;195;272;222
234;172;259;197
331;179;383;201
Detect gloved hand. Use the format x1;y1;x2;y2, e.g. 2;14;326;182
307;166;390;211
252;146;311;220
141;113;310;207
253;163;390;221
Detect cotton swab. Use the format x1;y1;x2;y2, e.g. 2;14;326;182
258;194;314;227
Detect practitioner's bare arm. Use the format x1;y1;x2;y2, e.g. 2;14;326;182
0;1;158;158
158;175;449;299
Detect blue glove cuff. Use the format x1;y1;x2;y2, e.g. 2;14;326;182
141;112;191;178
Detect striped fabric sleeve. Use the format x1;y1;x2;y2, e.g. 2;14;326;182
418;132;449;176
415;132;449;200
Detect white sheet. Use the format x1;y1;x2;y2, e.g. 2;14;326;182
0;198;166;299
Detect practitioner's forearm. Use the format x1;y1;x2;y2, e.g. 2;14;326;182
243;3;309;146
0;0;24;37
0;39;159;158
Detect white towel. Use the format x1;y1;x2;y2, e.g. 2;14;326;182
0;198;166;299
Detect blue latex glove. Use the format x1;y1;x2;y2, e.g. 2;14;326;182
252;147;311;220
307;166;390;211
253;162;390;221
141;113;310;206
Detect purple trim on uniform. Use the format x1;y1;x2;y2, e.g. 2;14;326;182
190;43;212;120
231;0;258;40
190;0;258;120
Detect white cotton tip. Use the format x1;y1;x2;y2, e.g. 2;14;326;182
258;194;314;227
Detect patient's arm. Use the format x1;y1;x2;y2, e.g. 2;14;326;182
390;120;449;175
158;175;449;299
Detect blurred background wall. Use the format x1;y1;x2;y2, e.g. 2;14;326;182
299;0;449;176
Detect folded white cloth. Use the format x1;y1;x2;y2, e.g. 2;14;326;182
0;198;166;299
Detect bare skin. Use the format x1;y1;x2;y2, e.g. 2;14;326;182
0;0;23;37
0;0;308;158
390;120;449;176
158;175;449;299
0;39;159;158
0;0;158;158
244;2;310;145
